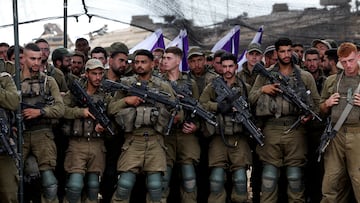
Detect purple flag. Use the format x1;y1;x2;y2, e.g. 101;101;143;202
237;25;264;71
211;25;240;57
167;29;189;72
129;29;165;54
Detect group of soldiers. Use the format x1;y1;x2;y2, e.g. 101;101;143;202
0;35;359;203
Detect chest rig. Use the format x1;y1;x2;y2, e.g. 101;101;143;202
21;73;54;128
331;72;360;124
72;85;107;138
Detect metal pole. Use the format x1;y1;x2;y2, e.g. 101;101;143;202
12;0;24;202
64;0;68;48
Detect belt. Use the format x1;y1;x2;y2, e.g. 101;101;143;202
25;124;52;131
267;117;298;126
69;137;103;142
125;132;159;141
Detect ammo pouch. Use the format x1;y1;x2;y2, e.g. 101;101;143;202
154;106;171;135
134;106;158;128
72;118;102;137
256;94;278;117
115;107;136;132
219;115;243;135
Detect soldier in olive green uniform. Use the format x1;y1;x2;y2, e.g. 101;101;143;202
200;53;252;203
160;47;200;203
21;43;64;203
249;38;320;203
108;49;176;203
63;59;111;203
319;42;360;202
52;48;79;90
187;46;218;203
0;59;20;203
238;42;263;86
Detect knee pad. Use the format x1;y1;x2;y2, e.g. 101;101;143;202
287;166;303;192
66;173;84;203
262;164;278;192
181;164;196;193
41;170;58;200
87;173;100;201
114;172;136;200
162;166;172;192
233;168;247;195
147;172;162;202
209;167;225;194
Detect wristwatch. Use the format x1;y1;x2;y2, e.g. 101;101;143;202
40;108;46;117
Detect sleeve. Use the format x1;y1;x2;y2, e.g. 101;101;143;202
199;83;218;112
63;90;85;119
248;75;267;106
43;76;65;118
0;75;20;111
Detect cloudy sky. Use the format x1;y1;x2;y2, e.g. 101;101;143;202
0;0;355;45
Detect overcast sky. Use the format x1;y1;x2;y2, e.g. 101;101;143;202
0;0;355;46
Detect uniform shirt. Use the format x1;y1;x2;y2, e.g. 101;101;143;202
189;67;217;95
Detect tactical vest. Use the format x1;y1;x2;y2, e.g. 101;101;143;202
21;73;55;128
213;76;247;135
71;89;107;138
256;65;312;118
331;73;360;124
115;76;171;135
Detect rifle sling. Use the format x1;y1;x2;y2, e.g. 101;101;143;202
332;82;360;132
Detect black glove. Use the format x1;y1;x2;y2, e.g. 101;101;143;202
217;102;233;114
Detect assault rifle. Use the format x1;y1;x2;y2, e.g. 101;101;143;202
102;79;181;135
253;63;322;133
69;80;115;136
171;85;218;127
212;77;264;146
0;117;20;163
317;117;334;162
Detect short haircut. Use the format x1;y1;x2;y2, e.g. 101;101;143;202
304;48;320;58
292;43;304;48
7;45;24;59
220;52;237;64
165;46;183;58
24;43;40;52
35;38;49;44
73;51;86;62
337;42;357;58
275;38;292;51
0;42;10;47
134;49;154;61
75;38;89;45
213;50;226;59
91;46;108;59
325;49;338;63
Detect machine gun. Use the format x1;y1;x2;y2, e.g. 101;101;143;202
212;77;264;146
69;80;115;136
253;63;322;133
102;79;181;135
317;117;334;162
0;117;20;164
171;85;218;127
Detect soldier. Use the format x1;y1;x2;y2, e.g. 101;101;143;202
100;42;129;203
249;38;320;203
0;58;20;203
319;42;360;202
199;52;252;203
62;59;110;203
21;43;64;203
304;48;327;94
238;42;263;86
160;47;200;203
91;46;108;67
108;49;176;203
35;39;68;94
323;48;339;76
75;38;91;62
212;50;226;75
52;47;79;89
70;51;86;77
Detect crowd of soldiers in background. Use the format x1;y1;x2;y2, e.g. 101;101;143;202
0;35;359;203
